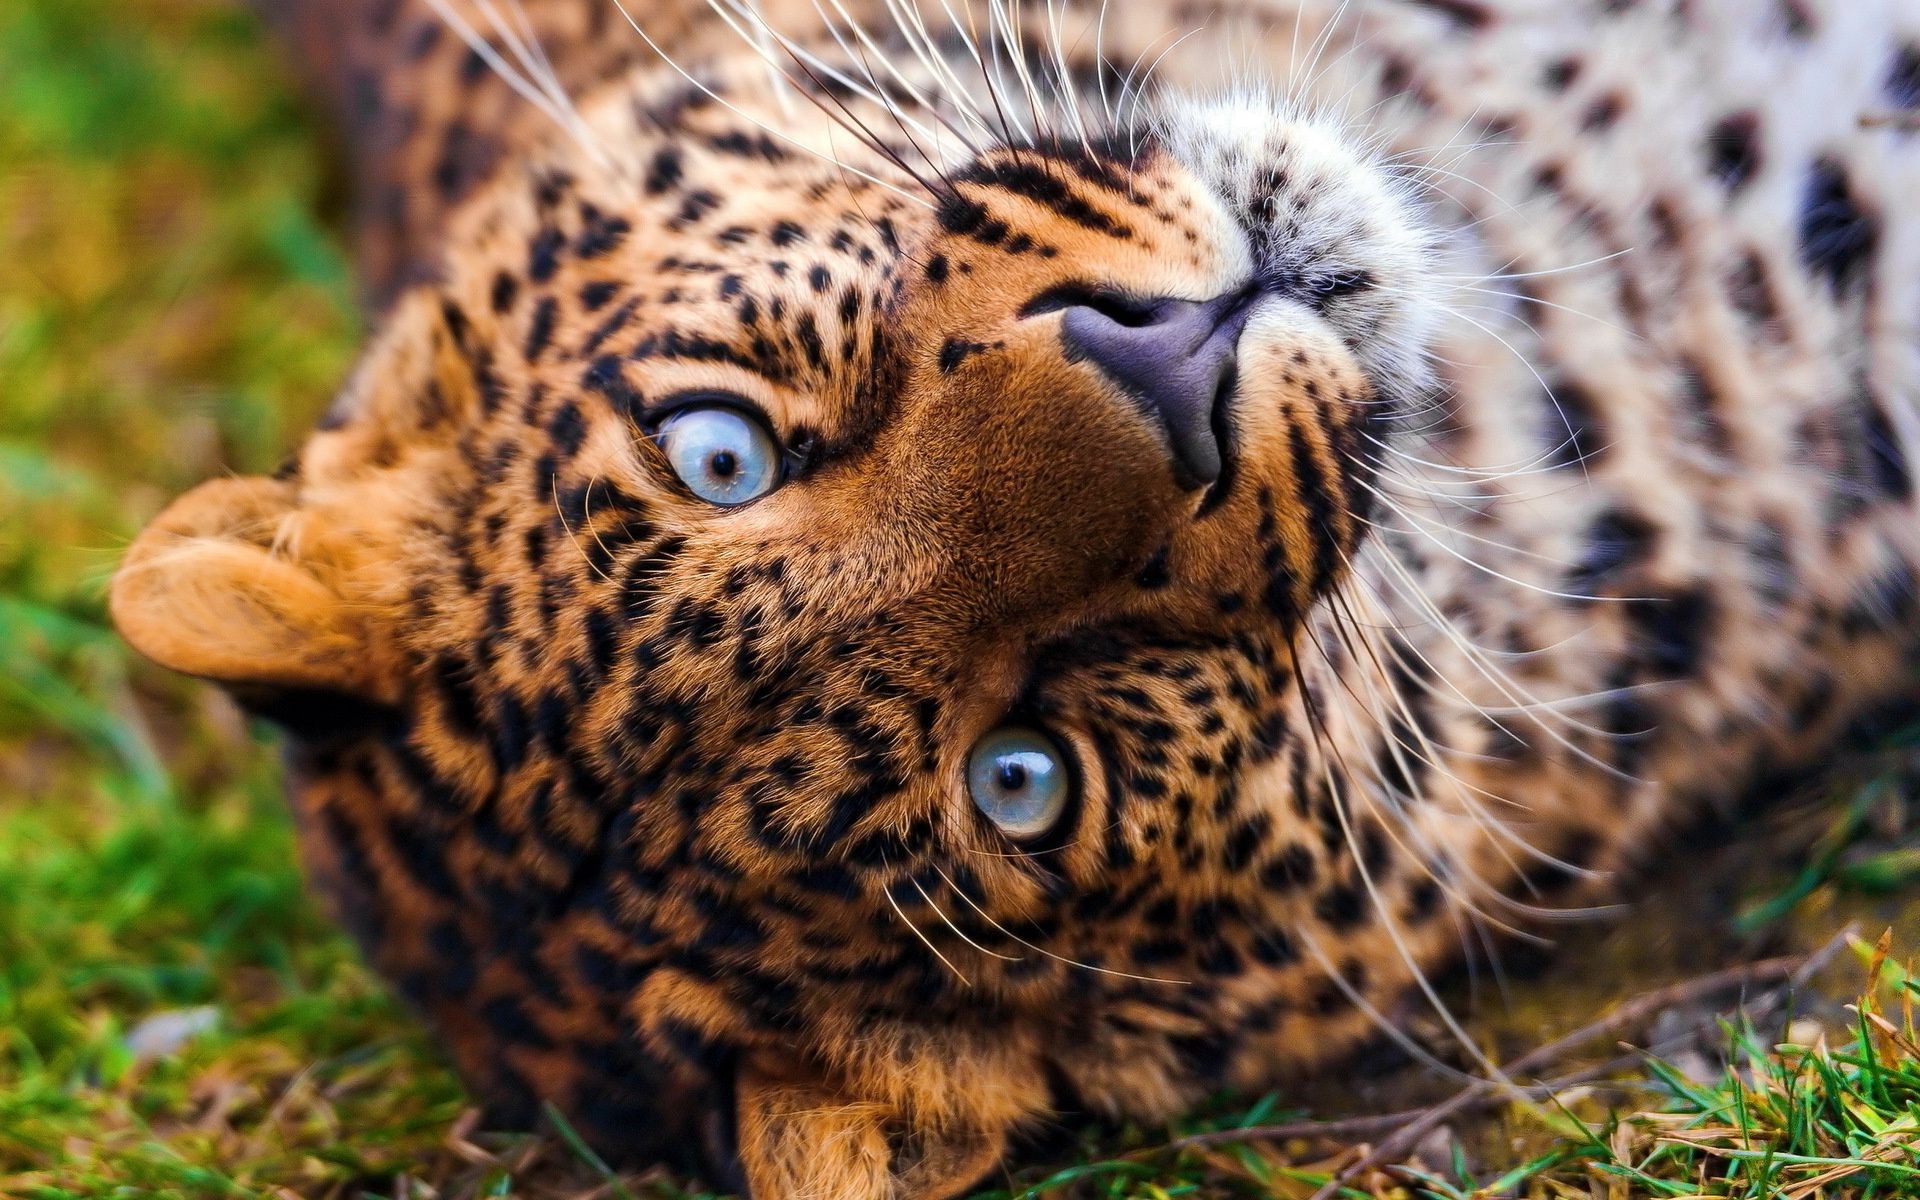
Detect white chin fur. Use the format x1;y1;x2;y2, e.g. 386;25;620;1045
1154;93;1449;409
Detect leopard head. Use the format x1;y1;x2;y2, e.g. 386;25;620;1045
112;25;1446;1198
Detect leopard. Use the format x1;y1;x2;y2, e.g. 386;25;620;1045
108;0;1920;1195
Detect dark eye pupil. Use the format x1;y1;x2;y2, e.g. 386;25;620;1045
710;449;738;478
997;760;1029;791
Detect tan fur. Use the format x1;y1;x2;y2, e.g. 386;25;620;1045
115;1;1920;1194
111;477;398;701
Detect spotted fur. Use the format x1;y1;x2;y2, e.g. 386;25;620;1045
113;1;1920;1195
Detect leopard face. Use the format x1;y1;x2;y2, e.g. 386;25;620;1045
111;22;1450;1198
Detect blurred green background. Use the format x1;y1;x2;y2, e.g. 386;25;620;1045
0;1;480;1194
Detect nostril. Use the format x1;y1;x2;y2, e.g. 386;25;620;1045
1055;287;1256;493
1020;282;1159;327
1082;292;1159;328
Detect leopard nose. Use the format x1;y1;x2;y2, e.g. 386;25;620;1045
1061;289;1255;490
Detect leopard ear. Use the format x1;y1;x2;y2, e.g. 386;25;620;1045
733;1058;1011;1200
111;475;402;707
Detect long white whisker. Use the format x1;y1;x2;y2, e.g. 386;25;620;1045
1093;0;1115;123
1322;574;1613;907
1357;481;1628;599
609;0;938;207
941;0;1030;146
1437;304;1603;487
991;0;1050;140
1307;594;1543;931
912;878;1024;962
1043;0;1092;150
552;475;613;584
1318;601;1625;914
1120;25;1205;132
931;864;1194;985
423;0;611;166
812;0;979;155
882;857;972;986
1291;895;1476;1081
1361;431;1575;483
713;0;957;183
1436;248;1636;283
1447;283;1631;335
1358;538;1646;778
1318;747;1507;1075
480;0;599;144
884;0;997;145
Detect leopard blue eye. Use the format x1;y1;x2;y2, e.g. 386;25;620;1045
656;405;782;505
967;726;1072;841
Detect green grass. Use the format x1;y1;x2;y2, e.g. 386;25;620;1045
1515;942;1920;1200
1;2;1915;1197
0;1;474;1195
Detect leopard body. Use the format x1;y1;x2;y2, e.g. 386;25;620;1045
113;1;1920;1194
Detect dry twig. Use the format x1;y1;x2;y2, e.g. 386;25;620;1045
1301;926;1857;1198
1137;928;1856;1194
